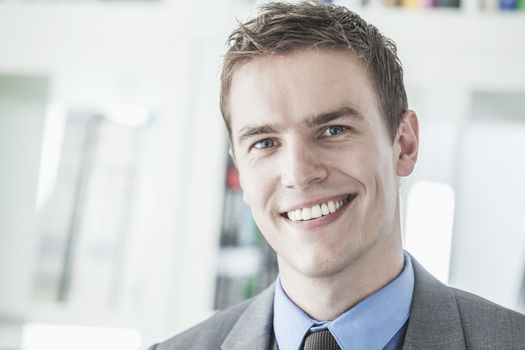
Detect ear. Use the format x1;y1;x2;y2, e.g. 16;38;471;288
395;110;419;177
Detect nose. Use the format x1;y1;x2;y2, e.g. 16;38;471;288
280;139;328;189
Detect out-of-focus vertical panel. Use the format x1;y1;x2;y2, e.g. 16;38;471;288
0;74;49;349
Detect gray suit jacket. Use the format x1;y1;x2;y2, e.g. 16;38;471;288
150;258;525;349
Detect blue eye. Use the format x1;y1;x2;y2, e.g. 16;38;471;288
323;125;347;137
253;139;275;149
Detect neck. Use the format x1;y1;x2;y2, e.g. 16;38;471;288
278;234;404;321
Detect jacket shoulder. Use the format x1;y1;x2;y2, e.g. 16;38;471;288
451;287;525;348
150;299;252;350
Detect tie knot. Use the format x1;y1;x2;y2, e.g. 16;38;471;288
303;328;341;350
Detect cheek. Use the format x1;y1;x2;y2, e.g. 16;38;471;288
239;167;270;209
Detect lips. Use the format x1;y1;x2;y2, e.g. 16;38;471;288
281;194;356;222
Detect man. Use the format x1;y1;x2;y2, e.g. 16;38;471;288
150;2;525;349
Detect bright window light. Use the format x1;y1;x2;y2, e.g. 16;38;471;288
217;247;262;278
106;104;153;127
404;181;455;284
22;323;142;350
36;102;67;211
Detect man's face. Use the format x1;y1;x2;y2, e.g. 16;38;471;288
228;49;414;278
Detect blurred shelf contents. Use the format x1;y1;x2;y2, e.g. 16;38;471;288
214;156;278;310
335;0;525;11
359;0;460;9
34;107;152;310
332;0;461;9
239;0;525;15
480;0;525;11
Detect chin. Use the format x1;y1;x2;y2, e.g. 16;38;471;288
300;264;348;279
288;251;351;278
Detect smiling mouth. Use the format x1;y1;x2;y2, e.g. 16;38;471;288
281;194;356;222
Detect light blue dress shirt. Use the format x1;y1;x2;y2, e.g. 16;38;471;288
273;251;415;350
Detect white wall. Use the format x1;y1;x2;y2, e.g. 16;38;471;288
0;75;48;349
450;120;525;310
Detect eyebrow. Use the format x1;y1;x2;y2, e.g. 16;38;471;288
302;106;363;128
237;125;278;145
237;106;363;145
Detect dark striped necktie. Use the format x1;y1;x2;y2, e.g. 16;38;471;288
303;329;341;350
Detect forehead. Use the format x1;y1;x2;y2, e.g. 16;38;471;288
228;49;380;137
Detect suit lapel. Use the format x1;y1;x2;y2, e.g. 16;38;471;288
221;284;275;350
403;256;466;350
221;256;468;350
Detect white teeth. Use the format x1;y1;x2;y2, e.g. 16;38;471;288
311;205;322;219
301;207;312;220
286;197;352;222
321;203;329;216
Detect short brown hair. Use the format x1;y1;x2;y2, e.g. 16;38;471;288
220;1;408;141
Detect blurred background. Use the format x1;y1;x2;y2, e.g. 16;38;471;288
1;0;525;349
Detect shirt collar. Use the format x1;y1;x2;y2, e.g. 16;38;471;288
273;275;314;350
273;251;415;350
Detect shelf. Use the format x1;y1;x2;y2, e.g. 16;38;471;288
0;4;523;77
